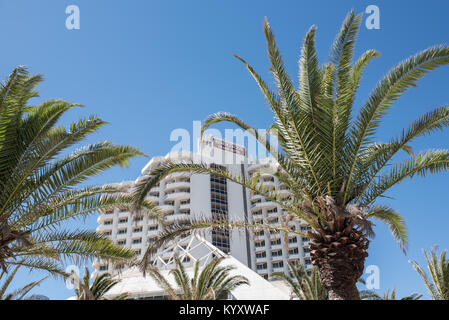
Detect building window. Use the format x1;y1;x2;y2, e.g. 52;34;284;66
210;164;230;253
119;218;128;224
256;263;267;270
134;216;144;222
132;238;142;244
288;237;298;244
255;241;265;248
256;252;266;258
118;229;127;235
273;261;284;269
99;266;108;271
104;220;113;225
271;249;283;257
289;247;299;255
117;240;126;245
148;225;158;231
133;227;143;233
270;238;281;246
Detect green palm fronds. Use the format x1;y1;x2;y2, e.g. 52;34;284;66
147;256;249;300
0;261;49;300
0;67;146;275
271;261;327;300
410;247;449;300
75;267;128;300
360;287;422;300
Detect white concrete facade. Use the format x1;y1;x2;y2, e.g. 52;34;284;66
94;136;312;280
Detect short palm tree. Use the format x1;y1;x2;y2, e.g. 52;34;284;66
271;261;327;300
0;262;48;300
0;66;151;276
133;11;449;299
75;267;128;300
148;256;249;300
360;287;421;300
409;247;449;300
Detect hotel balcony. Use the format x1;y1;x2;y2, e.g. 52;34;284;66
158;204;175;212
117;210;130;218
254;233;265;241
272;266;285;273
267;210;279;218
271;243;283;250
249;194;264;202
288;253;300;260
164;181;190;192
250;200;277;211
145;195;159;203
147;227;159;235
179;203;191;211
131;242;143;249
165;171;190;180
164;191;190;201
96;224;112;232
116;232;128;239
165;213;190;222
97;215;111;224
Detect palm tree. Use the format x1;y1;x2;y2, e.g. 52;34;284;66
75;267;128;300
271;261;327;300
133;10;449;299
0;66;153;276
148;256;249;300
0;262;48;300
360;287;421;300
409;247;449;300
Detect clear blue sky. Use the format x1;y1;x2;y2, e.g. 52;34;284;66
1;0;449;299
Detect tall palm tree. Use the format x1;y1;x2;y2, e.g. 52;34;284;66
410;247;449;300
75;267;128;300
133;11;449;299
271;261;327;300
148;256;249;300
0;66;152;276
0;262;48;300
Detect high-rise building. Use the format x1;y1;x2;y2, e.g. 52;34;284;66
93;136;312;279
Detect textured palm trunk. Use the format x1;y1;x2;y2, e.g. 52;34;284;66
305;197;370;300
317;258;363;300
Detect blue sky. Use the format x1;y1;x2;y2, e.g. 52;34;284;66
1;0;449;299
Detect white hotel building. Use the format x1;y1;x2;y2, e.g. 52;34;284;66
94;136;312;281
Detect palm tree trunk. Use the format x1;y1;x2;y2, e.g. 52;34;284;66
327;281;360;300
317;259;363;300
